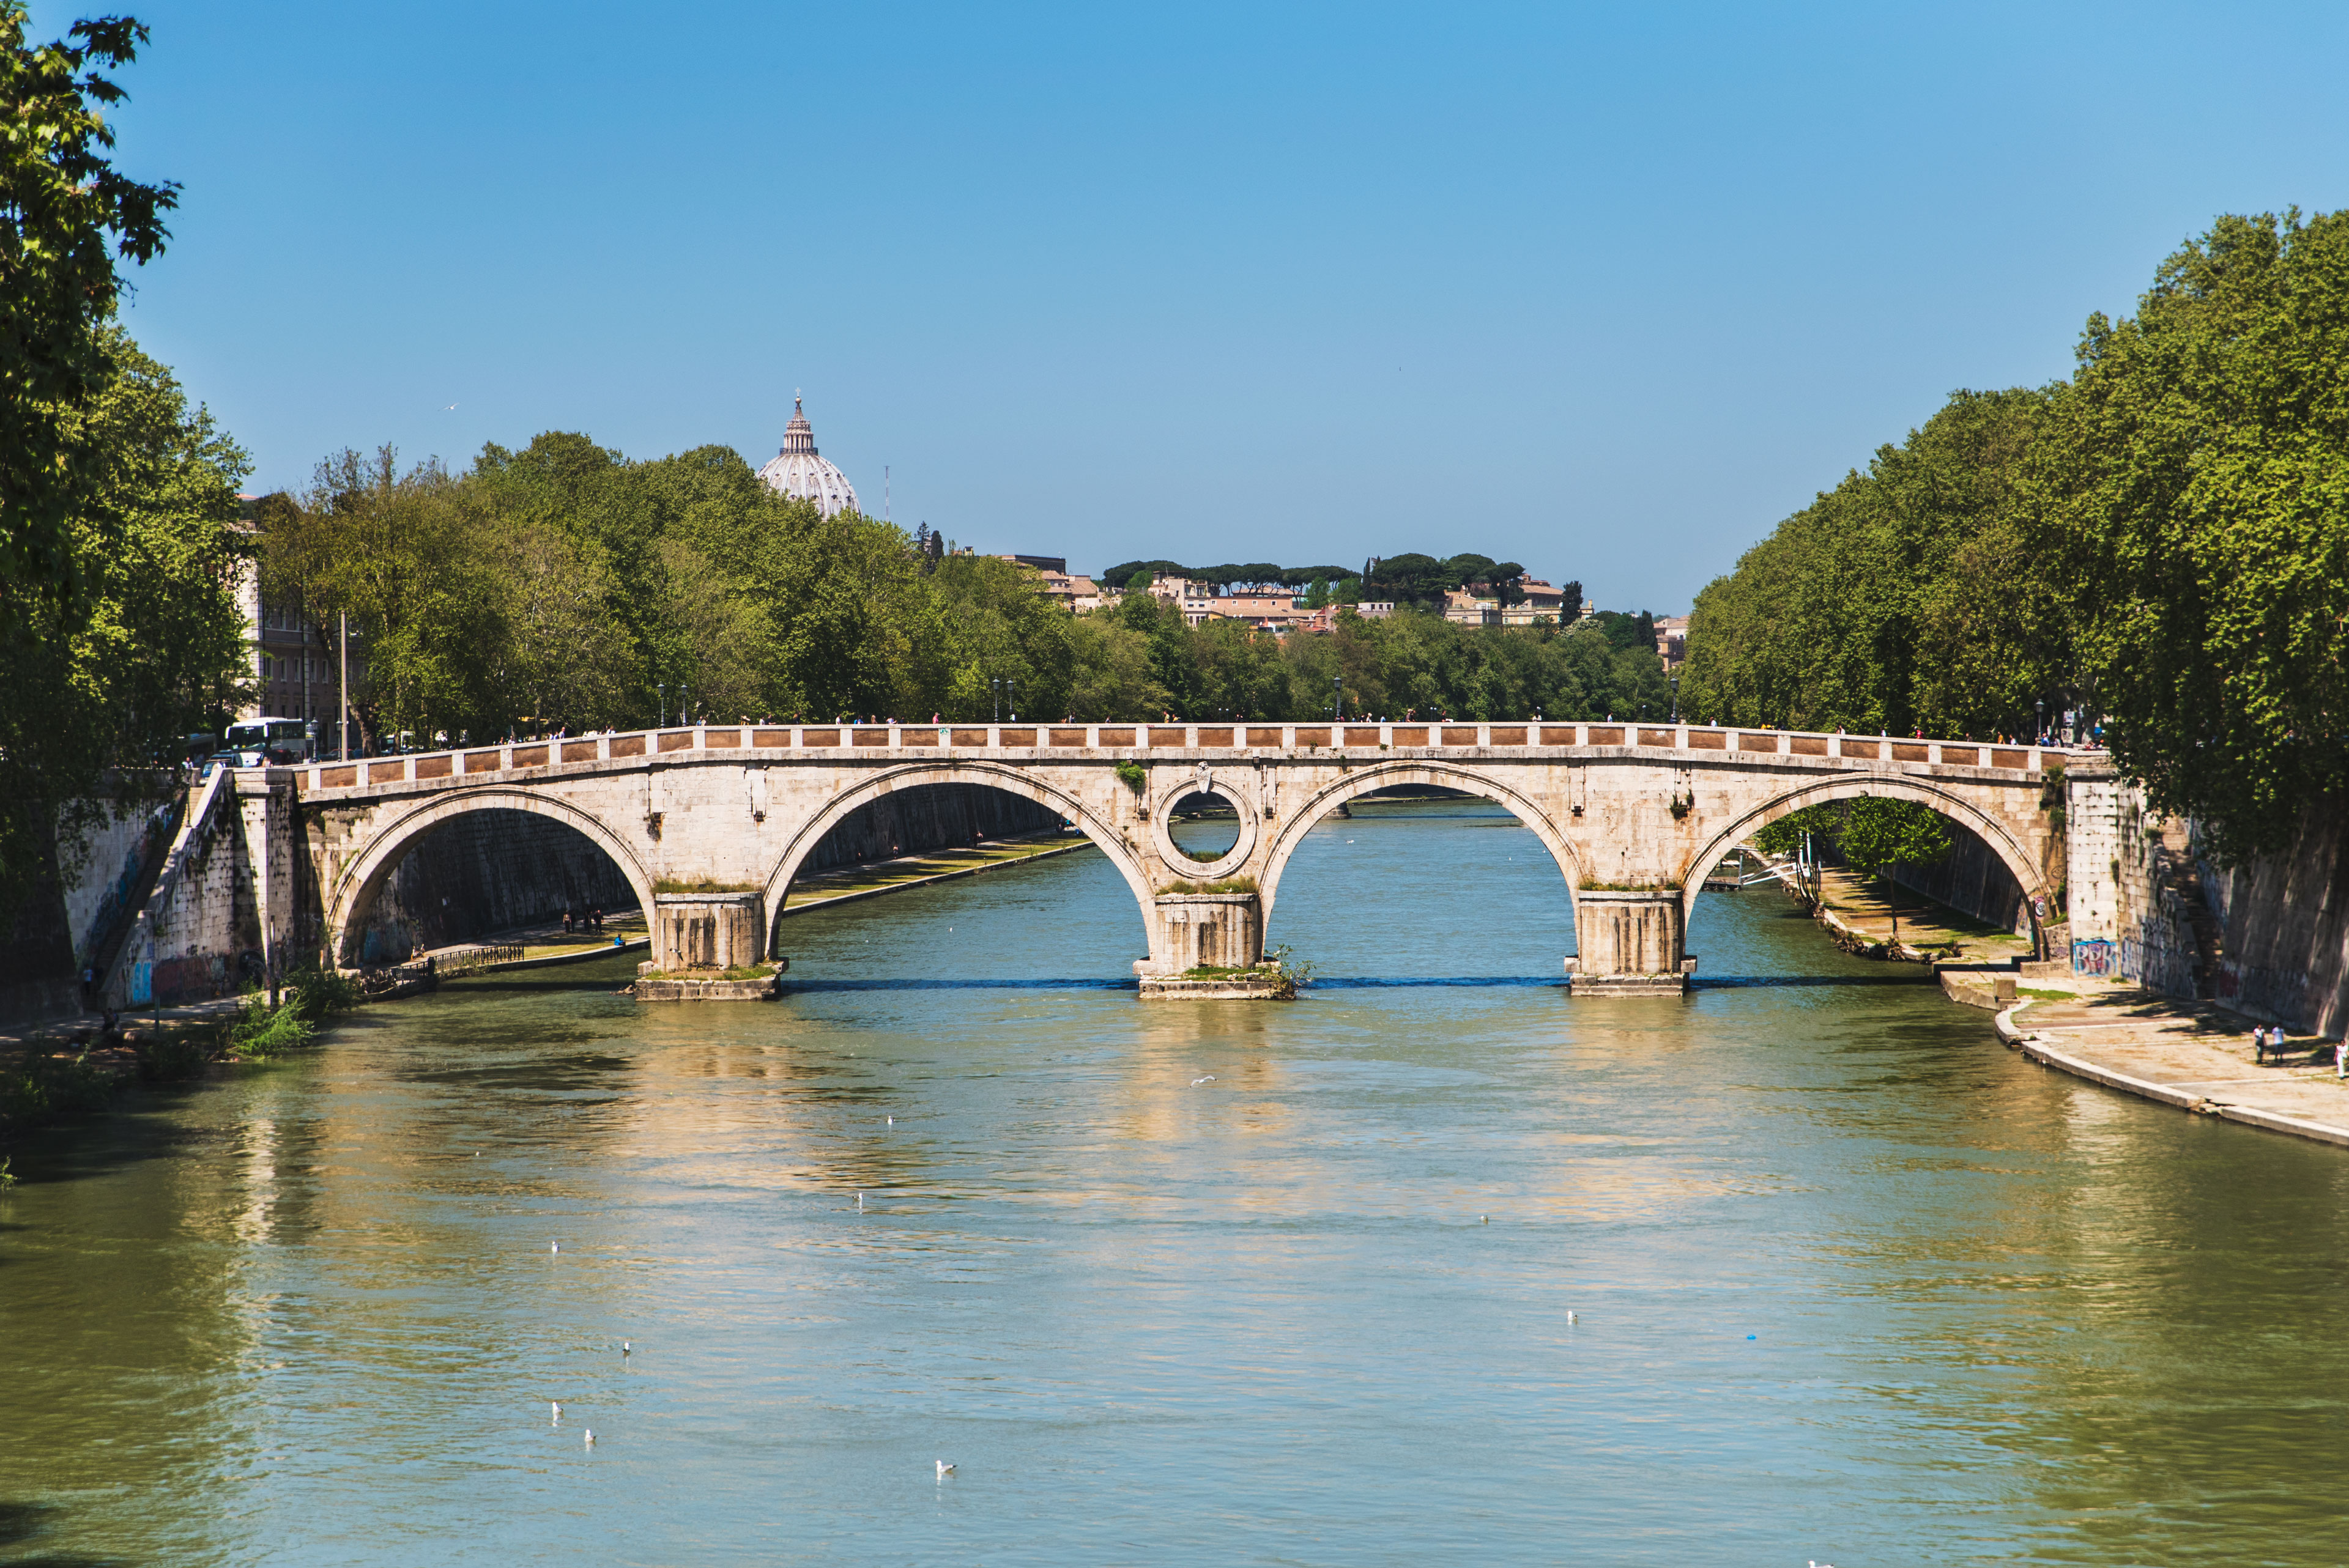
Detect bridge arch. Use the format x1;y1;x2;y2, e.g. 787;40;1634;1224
324;787;660;968
1676;775;2052;955
759;761;1153;950
1256;761;1587;929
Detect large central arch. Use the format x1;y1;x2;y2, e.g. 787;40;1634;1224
324;786;661;968
759;761;1153;946
1256;761;1587;928
1676;774;2054;955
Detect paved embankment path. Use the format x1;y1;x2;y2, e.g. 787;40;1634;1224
776;832;1090;915
1997;986;2349;1150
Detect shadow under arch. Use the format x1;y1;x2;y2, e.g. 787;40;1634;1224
1675;775;2052;956
1256;761;1587;930
325;787;659;967
759;761;1152;952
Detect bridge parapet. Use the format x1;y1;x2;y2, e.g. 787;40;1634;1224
297;722;2080;799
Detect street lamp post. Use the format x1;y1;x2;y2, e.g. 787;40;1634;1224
657;684;667;730
2035;699;2044;745
1670;675;1680;723
1330;675;1343;722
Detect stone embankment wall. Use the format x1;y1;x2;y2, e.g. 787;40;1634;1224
2065;760;2201;999
352;809;641;964
0;791;185;1025
1887;821;2030;936
2197;805;2349;1035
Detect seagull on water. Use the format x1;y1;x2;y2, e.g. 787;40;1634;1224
858;1193;865;1211
584;1429;595;1446
937;1460;955;1479
551;1241;559;1253
551;1401;562;1422
1192;1074;1215;1085
622;1340;632;1356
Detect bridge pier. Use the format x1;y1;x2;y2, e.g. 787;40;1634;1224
1568;889;1691;996
651;892;765;972
1135;893;1263;979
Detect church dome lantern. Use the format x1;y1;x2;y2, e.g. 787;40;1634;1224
756;393;860;517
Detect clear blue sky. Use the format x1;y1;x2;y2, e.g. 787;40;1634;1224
68;0;2349;610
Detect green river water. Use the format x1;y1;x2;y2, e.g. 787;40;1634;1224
3;799;2345;1565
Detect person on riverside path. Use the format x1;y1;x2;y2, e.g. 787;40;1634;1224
2336;1038;2346;1079
2252;1024;2269;1063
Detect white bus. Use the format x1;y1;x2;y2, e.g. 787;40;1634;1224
223;717;314;767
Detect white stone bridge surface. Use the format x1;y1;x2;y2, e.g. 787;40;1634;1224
258;719;2080;995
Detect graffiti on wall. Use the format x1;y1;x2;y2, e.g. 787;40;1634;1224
2216;961;2313;1027
2073;937;2117;977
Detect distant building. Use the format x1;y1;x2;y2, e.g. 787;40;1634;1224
756;395;860;517
1655;614;1690;671
1353;601;1396;619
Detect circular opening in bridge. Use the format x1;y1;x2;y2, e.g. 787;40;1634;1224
1167;791;1241;864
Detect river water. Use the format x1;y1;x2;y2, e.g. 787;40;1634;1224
5;800;2347;1566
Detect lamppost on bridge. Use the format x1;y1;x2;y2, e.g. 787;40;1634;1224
2035;699;2044;745
656;684;667;730
1670;675;1680;723
1329;675;1343;722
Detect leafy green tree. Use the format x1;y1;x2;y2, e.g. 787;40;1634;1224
932;552;1077;719
4;335;249;904
2017;210;2349;860
0;6;177;626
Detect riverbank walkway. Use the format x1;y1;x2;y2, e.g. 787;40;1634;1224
1802;866;2036;963
1998;980;2349;1149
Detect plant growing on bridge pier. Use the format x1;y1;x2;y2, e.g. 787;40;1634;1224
1116;761;1146;794
1158;875;1257;896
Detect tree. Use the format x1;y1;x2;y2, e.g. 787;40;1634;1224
0;5;179;629
2;334;248;908
1754;797;1950;941
2018;210;2349;861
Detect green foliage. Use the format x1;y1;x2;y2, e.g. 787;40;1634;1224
1679;387;2050;738
227;996;314;1060
133;1026;215;1081
654;878;759;893
1681;209;2349;860
2016;210;2349;861
1116;760;1147;793
1753;798;1951;879
1158;876;1258;895
1752;804;1841;859
283;964;362;1024
0;5;179;616
3;332;250;912
0;1049;120;1127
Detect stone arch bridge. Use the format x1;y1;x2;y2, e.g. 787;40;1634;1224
250;719;2077;995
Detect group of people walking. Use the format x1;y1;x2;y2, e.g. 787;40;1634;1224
562;906;604;936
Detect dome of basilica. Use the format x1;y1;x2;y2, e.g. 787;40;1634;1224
756;394;860;517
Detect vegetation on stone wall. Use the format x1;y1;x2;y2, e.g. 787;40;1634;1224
1682;209;2349;860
